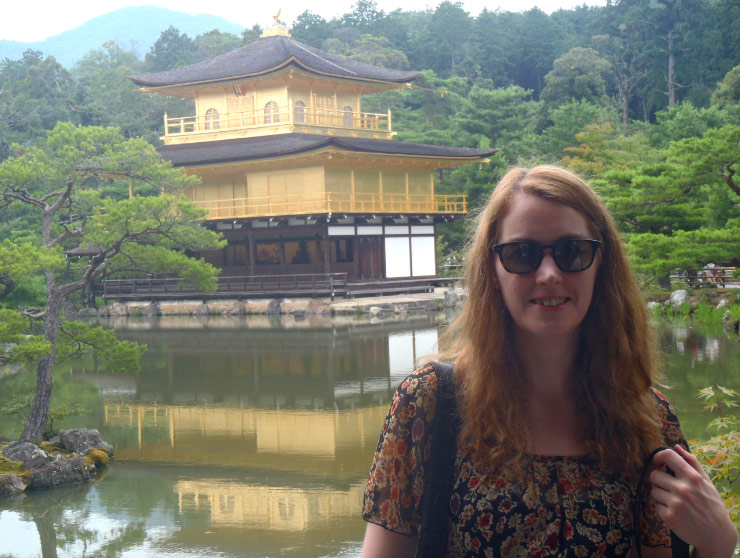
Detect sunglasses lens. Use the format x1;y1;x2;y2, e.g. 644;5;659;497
554;240;596;272
499;242;541;273
495;240;599;274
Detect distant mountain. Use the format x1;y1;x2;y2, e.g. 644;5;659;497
0;6;246;68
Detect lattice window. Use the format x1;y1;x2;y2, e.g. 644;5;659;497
204;108;220;130
294;101;306;124
342;106;353;128
264;101;280;124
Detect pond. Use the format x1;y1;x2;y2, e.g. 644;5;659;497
0;314;738;557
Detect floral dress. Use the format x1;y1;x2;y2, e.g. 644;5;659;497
362;363;688;557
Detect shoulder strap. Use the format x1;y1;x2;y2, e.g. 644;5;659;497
635;447;690;558
417;362;459;558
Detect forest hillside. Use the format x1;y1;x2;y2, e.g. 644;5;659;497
1;0;739;286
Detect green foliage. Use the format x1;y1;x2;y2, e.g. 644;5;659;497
626;227;740;279
0;392;88;439
667;125;740;200
193;30;241;60
692;301;733;324
711;65;740;108
0;50;75;160
0;309;49;364
652;102;726;148
540;47;612;107
144;26;195;71
0;239;64;279
291;11;332;47
0;123;223;442
694;386;740;525
56;319;144;373
326;34;409;69
536;100;602;160
72;42;190;145
457;85;539;162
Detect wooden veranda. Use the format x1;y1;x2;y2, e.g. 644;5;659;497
94;274;457;302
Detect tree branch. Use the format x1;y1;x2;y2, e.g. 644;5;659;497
723;164;740;198
20;308;45;320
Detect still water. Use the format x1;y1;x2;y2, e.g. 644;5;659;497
0;314;738;558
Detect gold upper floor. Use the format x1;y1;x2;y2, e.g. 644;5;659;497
164;101;393;144
157;68;399;145
184;160;467;220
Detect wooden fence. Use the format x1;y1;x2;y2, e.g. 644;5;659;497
95;274;461;301
669;267;738;288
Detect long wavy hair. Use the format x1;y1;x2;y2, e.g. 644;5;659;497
439;165;664;478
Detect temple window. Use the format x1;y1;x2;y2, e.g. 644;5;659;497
294;101;306;124
264;101;280;124
204;108;220;130
256;242;281;265
330;239;354;263
342;106;353;128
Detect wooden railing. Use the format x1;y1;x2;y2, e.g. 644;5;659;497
164;105;392;136
669;267;738;287
192;192;467;219
96;275;459;301
99;273;347;301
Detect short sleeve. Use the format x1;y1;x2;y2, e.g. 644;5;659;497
361;363;440;536
640;388;690;548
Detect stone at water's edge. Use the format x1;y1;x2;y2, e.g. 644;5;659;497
670;289;689;310
60;428;114;457
0;474;25;495
24;452;92;489
0;429;115;494
2;441;41;463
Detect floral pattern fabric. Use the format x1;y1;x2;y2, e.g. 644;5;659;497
362;363;688;557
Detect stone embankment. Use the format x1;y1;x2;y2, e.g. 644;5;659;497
648;289;740;331
0;429;113;496
72;287;738;331
86;287;467;318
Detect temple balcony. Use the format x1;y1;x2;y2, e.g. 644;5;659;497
163;105;394;144
189;192;467;220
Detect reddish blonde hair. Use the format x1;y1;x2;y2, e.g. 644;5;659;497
440;165;664;477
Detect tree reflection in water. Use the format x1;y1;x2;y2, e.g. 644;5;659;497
0;316;737;557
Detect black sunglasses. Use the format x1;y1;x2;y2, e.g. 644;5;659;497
490;239;602;274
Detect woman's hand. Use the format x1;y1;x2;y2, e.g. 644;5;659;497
650;445;737;558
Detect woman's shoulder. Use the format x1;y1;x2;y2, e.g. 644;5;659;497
650;387;687;448
650;387;679;416
390;362;445;416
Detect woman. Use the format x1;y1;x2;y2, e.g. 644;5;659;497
361;166;736;557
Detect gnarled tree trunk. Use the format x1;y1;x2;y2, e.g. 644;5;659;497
19;273;60;444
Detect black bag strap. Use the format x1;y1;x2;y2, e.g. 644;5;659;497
416;362;459;558
634;447;691;558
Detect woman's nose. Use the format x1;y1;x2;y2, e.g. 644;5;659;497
535;250;563;283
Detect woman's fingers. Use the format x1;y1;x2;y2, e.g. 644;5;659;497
672;445;711;480
648;447;737;558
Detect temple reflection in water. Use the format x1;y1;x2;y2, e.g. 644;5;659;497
79;314;440;534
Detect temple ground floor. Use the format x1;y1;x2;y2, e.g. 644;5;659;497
195;214;455;282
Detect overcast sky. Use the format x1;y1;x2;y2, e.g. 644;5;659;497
1;0;605;42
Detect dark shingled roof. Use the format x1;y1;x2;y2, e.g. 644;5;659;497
131;35;420;88
159;134;499;167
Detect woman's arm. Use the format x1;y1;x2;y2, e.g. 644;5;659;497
650;445;737;558
361;523;418;558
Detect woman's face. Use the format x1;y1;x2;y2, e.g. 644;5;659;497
492;193;599;347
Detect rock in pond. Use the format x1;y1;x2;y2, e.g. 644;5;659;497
2;441;42;463
0;474;26;495
60;428;114;457
25;452;92;489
